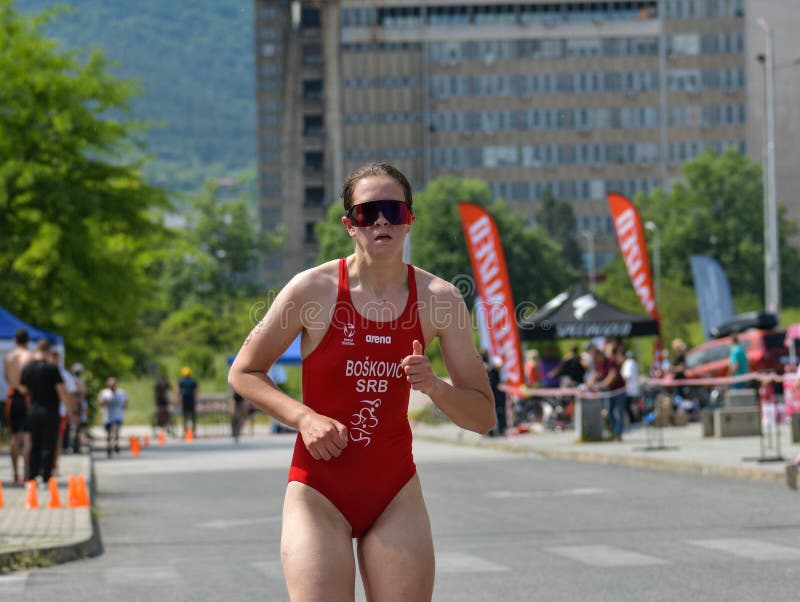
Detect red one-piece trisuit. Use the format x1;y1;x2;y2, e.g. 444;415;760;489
288;257;425;537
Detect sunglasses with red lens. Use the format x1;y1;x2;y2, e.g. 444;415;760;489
346;199;413;227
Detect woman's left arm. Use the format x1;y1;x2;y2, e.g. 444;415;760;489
402;283;495;434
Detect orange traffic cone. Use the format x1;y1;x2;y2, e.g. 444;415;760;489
130;436;140;457
184;427;194;442
67;475;79;508
76;474;90;507
0;481;4;509
142;433;150;448
157;429;166;445
25;480;39;509
47;477;62;509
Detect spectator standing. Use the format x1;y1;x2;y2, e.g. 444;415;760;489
484;352;506;437
20;339;67;483
51;349;76;474
69;363;88;453
154;373;172;434
98;378;128;458
523;349;541;387
540;345;561;388
620;350;641;424
177;366;199;437
580;342;596;384
669;339;687;380
548;345;586;387
729;335;748;389
4;328;33;484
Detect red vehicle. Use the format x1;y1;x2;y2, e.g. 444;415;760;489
684;328;788;379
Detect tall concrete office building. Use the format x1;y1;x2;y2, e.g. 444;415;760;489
255;0;749;288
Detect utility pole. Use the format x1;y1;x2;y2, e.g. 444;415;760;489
645;221;661;308
758;18;781;319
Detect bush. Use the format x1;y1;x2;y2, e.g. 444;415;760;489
177;346;217;380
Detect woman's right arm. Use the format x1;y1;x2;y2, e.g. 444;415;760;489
227;271;348;460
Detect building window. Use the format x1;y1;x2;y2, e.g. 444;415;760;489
304;187;325;208
305;221;318;244
302;43;323;65
301;7;321;29
303;79;323;101
304;151;324;172
304;115;324;137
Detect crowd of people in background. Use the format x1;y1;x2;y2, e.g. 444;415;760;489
1;328;98;485
505;339;646;441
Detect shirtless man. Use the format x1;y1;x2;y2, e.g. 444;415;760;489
4;328;33;484
229;162;495;601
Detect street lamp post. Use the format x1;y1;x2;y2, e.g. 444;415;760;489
758;18;781;318
645;221;661;308
582;229;595;292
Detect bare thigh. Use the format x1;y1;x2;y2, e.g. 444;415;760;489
281;481;356;602
357;475;435;602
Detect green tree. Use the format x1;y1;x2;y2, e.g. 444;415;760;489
410;176;577;307
316;202;353;263
535;190;583;270
637;148;800;307
0;1;169;375
598;258;698;347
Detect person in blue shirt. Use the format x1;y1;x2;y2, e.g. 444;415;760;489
177;367;199;437
728;335;748;389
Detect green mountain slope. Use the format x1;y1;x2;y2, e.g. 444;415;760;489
21;0;256;192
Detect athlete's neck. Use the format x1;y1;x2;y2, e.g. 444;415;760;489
347;253;407;299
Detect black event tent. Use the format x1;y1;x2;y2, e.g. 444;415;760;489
519;284;660;341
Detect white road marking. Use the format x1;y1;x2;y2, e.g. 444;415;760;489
0;571;29;593
198;516;281;529
105;566;181;585
487;487;606;499
548;545;669;567
689;538;800;560
252;560;284;579
436;552;510;573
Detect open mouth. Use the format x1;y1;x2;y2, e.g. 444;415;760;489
375;233;392;241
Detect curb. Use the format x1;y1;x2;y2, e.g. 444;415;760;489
412;431;787;485
0;455;103;573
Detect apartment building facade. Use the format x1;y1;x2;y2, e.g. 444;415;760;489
255;0;748;288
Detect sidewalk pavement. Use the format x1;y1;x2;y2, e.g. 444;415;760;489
0;451;100;572
412;417;799;483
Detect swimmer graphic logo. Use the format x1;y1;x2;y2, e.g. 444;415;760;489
342;323;355;346
350;398;381;446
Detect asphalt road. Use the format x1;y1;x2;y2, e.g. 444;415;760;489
2;434;799;601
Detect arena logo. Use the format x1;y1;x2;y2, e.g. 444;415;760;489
365;334;392;344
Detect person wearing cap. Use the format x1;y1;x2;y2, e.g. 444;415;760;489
98;377;128;458
177;366;199;438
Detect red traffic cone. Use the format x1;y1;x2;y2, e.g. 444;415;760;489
67;475;80;508
130;436;140;457
47;477;62;508
25;480;39;509
76;474;90;507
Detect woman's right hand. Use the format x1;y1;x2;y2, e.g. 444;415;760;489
298;412;348;461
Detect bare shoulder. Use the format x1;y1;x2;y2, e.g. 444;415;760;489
412;265;461;306
282;259;339;305
412;265;466;338
261;259;340;335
